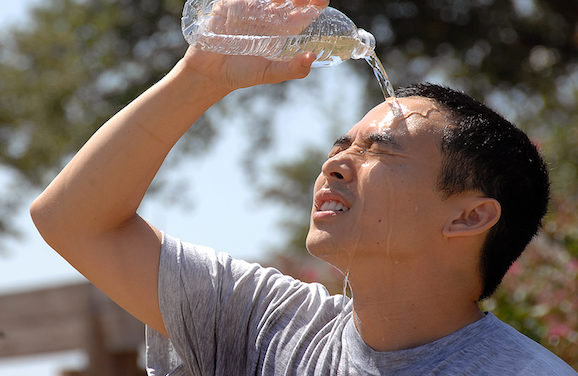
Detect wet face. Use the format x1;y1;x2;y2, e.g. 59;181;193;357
306;97;452;272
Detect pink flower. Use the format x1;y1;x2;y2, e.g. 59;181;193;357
568;259;578;274
508;261;523;276
547;323;572;338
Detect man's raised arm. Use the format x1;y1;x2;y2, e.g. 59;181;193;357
29;45;317;336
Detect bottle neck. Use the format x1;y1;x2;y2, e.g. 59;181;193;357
353;29;376;59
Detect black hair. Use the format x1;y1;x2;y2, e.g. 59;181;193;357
396;83;550;300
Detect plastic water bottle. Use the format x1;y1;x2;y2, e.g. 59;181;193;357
181;0;376;67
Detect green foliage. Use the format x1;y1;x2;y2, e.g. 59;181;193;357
1;0;183;184
0;0;281;238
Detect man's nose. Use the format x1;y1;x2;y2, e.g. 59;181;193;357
321;153;354;182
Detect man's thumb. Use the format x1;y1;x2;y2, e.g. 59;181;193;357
265;52;315;83
290;52;316;79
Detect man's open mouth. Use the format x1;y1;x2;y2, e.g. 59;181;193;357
319;200;349;212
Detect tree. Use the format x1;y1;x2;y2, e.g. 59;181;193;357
0;0;182;237
0;0;282;240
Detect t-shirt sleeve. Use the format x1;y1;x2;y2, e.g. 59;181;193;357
146;232;325;376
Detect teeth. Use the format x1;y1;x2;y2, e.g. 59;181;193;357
320;200;348;212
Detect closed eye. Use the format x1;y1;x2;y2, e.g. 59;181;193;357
363;132;405;157
328;146;347;158
328;135;353;158
327;133;404;158
365;145;396;156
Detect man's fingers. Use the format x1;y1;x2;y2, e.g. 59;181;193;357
291;0;311;7
272;0;329;7
286;52;316;79
263;52;316;84
295;51;317;72
308;0;329;7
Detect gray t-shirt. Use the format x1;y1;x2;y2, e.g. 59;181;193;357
146;234;576;376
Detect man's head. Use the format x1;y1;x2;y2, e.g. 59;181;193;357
396;83;550;299
306;83;549;301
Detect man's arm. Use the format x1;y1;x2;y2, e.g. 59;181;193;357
29;43;318;337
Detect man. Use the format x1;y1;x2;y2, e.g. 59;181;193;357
31;0;575;374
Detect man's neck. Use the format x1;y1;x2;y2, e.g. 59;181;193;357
347;260;483;352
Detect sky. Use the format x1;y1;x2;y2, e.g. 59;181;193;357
0;1;369;374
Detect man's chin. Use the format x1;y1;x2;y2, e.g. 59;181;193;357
305;237;328;259
306;236;343;270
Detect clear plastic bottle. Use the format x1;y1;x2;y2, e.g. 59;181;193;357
181;0;375;67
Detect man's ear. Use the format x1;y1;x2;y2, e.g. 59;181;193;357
442;197;501;238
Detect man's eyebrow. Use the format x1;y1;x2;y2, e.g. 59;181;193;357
332;135;353;148
366;132;403;150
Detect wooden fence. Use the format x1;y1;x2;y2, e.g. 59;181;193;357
0;282;145;375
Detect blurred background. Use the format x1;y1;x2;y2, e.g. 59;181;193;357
0;0;576;374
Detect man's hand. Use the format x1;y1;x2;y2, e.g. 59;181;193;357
180;0;330;93
207;0;328;36
180;46;316;93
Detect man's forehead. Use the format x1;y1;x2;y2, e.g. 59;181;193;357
351;97;446;136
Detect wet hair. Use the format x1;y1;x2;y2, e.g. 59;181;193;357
396;83;550;300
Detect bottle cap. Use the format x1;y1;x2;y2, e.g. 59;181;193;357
353;29;376;59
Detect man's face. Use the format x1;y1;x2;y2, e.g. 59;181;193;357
306;97;452;271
